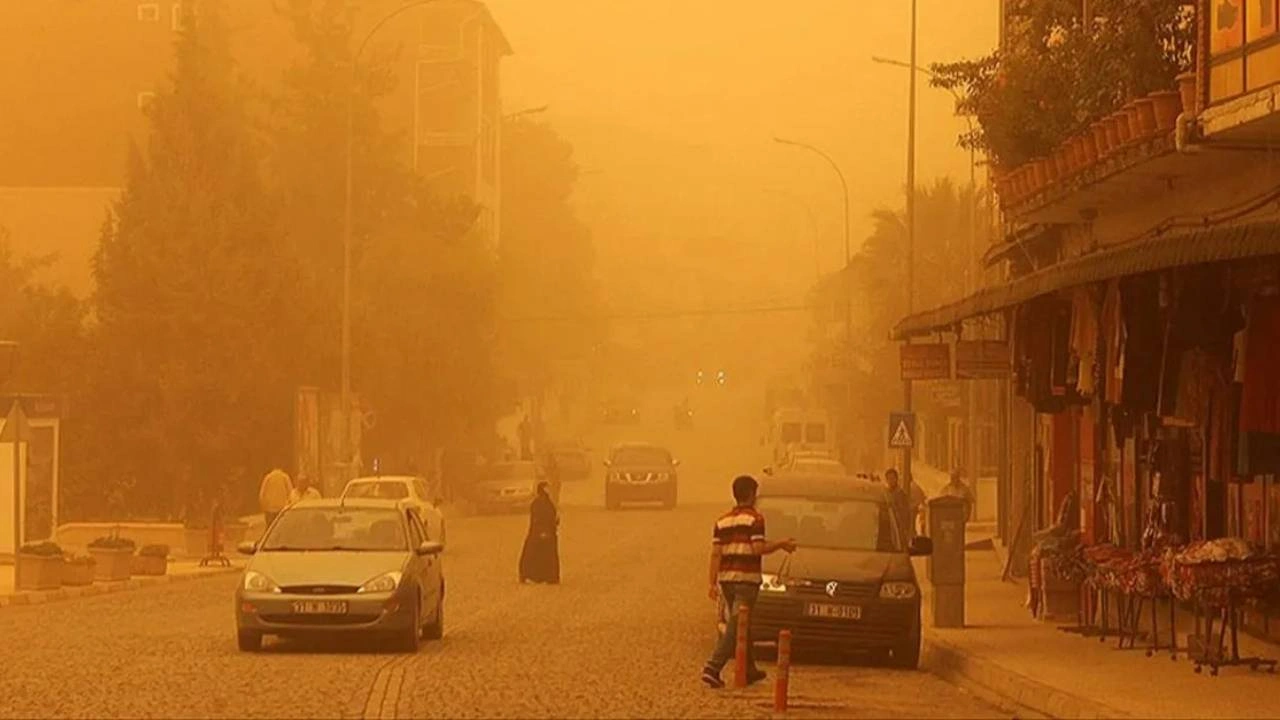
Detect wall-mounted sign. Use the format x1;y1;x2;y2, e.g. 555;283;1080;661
900;344;951;381
956;340;1011;379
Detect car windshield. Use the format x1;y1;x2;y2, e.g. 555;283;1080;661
490;464;535;481
612;447;671;465
343;481;409;500
260;508;407;552
759;497;901;552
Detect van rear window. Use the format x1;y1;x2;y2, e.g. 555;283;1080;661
781;423;803;443
805;423;827;443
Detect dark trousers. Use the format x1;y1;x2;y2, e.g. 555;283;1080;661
706;582;760;674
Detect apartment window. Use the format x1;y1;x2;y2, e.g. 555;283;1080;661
137;91;156;111
171;3;185;31
137;3;160;22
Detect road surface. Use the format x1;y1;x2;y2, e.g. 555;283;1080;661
0;501;1003;719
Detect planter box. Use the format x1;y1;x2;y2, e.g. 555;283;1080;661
1039;558;1081;622
16;553;63;591
62;561;95;586
90;548;133;581
133;554;168;576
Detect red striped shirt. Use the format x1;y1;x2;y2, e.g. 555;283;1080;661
712;505;766;584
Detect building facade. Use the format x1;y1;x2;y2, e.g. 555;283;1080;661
896;1;1280;640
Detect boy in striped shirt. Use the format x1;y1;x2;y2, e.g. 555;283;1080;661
701;475;797;689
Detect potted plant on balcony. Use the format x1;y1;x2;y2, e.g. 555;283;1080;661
133;544;170;576
62;553;96;586
16;541;64;591
1176;71;1197;116
1149;90;1182;132
88;534;136;581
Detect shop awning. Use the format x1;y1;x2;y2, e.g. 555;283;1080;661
892;221;1280;340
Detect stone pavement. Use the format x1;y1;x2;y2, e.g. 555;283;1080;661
917;547;1280;719
0;558;243;609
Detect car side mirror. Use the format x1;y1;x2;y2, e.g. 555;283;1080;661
237;541;257;556
672;459;681;467
603;460;612;468
908;536;933;557
763;467;774;476
417;541;444;556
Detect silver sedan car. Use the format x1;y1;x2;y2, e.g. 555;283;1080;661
234;498;444;652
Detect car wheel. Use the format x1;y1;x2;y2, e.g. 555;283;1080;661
237;630;262;652
398;597;421;653
423;586;445;640
890;628;921;669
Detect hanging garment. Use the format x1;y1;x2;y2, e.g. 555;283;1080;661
1102;280;1125;405
1120;274;1163;414
1070;289;1100;398
1240;295;1280;435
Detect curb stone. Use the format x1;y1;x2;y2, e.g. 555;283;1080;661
922;630;1130;719
0;565;242;611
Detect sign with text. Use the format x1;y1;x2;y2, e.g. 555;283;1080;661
900;343;951;381
955;340;1011;379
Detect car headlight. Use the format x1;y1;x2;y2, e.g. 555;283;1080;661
760;573;787;593
358;571;403;594
880;581;918;599
655;472;669;482
243;570;281;593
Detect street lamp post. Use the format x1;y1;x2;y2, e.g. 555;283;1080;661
904;0;918;501
773;136;853;461
341;0;443;484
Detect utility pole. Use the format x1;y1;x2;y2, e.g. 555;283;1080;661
903;0;918;495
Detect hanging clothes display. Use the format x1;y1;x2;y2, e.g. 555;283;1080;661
1120;274;1163;414
1102;280;1124;405
1070;289;1099;398
1240;295;1280;435
1023;298;1070;414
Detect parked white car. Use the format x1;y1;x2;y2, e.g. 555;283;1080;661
341;476;446;546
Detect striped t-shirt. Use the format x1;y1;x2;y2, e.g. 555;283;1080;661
712;505;766;584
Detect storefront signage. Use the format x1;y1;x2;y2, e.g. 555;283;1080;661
955;340;1011;379
900;344;951;381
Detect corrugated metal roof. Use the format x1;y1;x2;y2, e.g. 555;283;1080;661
892;222;1280;340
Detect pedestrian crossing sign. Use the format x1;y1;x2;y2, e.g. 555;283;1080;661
888;412;915;449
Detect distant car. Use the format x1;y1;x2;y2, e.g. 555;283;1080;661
604;442;679;510
716;475;932;668
602;402;641;425
234;498;444;652
470;461;547;513
542;441;591;481
341;476;446;547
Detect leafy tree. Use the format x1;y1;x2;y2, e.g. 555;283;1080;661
90;2;292;520
497;118;602;420
0;230;88;396
932;0;1193;168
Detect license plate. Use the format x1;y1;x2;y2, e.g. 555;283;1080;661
805;602;861;620
291;600;348;615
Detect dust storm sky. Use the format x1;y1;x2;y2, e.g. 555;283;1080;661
488;0;999;310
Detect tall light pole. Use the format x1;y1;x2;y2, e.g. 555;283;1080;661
341;0;443;483
904;0;918;499
774;136;853;461
873;52;982;487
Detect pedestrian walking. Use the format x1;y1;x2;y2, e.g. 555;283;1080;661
290;473;321;504
701;475;796;689
885;468;925;538
542;453;562;503
258;468;293;527
940;468;976;521
518;481;560;584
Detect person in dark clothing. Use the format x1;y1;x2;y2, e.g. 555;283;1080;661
519;482;560;584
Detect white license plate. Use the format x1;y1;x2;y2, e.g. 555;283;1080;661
805;603;861;620
291;600;348;615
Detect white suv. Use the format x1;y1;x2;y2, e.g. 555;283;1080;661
341;476;446;546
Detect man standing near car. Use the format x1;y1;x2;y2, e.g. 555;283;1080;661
885;468;925;539
258;468;293;528
701;475;796;689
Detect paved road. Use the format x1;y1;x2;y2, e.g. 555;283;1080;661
0;500;1003;719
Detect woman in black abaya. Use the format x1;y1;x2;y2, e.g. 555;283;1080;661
519;482;560;584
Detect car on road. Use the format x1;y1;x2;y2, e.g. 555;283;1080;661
469;460;549;513
602;399;641;425
717;475;932;668
778;456;847;477
234;498;444;653
341;475;446;546
604;442;679;510
541;441;591;481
